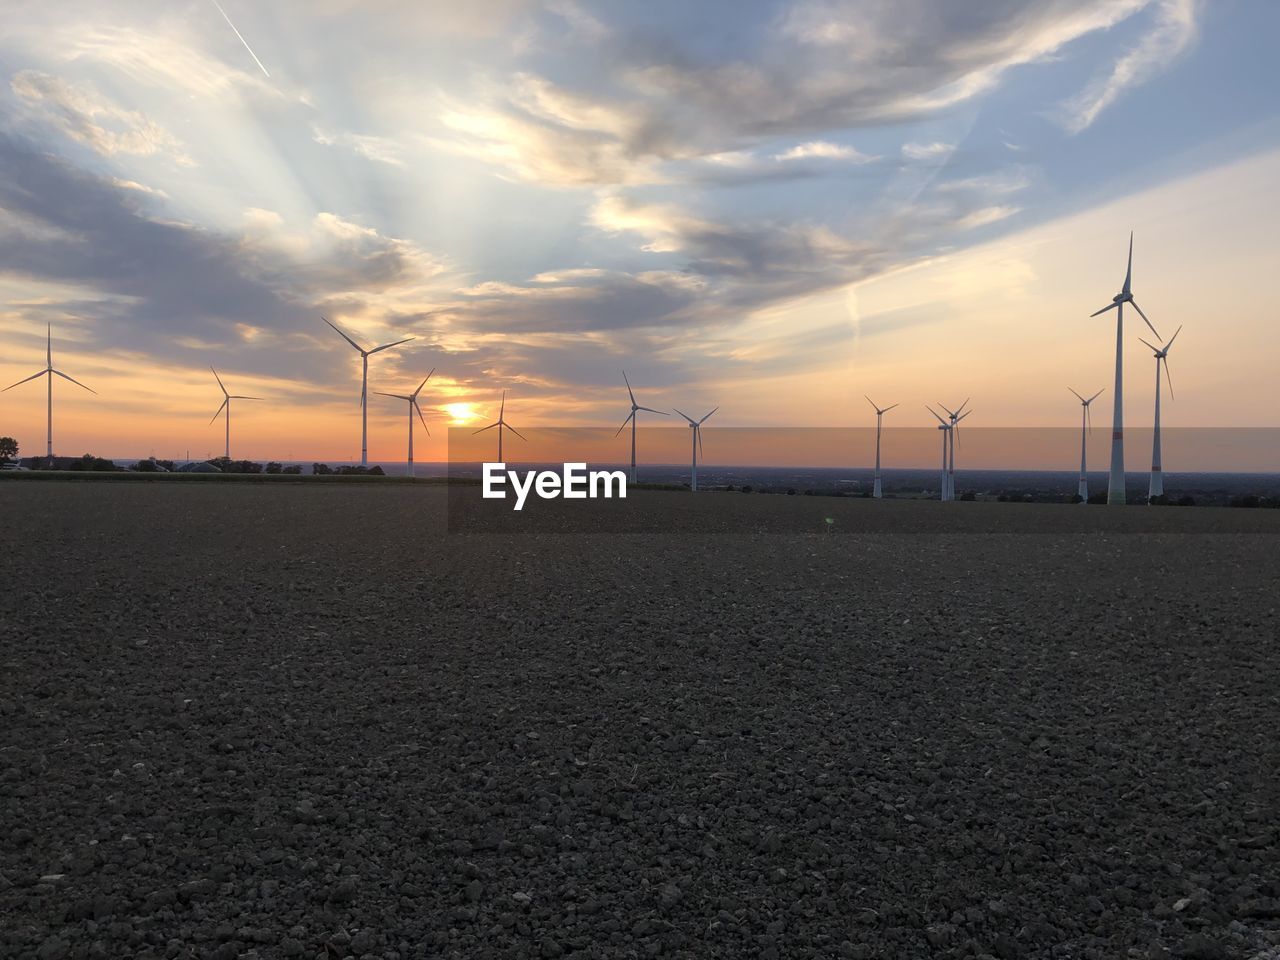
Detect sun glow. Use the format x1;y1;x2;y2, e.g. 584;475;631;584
444;402;477;424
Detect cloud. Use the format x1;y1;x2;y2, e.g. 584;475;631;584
436;2;1163;187
0;135;448;381
311;125;406;167
1059;0;1200;133
952;205;1022;230
11;70;193;164
588;193;892;302
934;169;1032;196
774;141;876;162
902;141;954;161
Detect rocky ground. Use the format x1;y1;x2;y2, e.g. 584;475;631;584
1;482;1278;960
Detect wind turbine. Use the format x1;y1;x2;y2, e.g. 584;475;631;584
1069;387;1104;503
473;390;525;462
865;396;898;499
1139;325;1181;502
927;406;952;501
375;370;434;478
938;398;970;502
674;406;717;492
616;371;669;483
209;367;263;459
3;324;95;467
322;316;415;466
1089;233;1161;505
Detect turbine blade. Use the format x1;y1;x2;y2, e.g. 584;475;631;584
865;395;878;413
1088;388;1105;403
672;408;696;425
51;369;96;393
1086;404;1092;434
1163;357;1174;400
1164;325;1182;352
615;411;635;437
500;391;505;419
883;403;899;413
1138;337;1159;354
623;370;636;405
699;406;718;424
229;395;264;401
473;422;498;435
412;370;434;398
211;365;228;395
209;398;228;424
506;423;527;441
1090;303;1118;317
1068;387;1085;403
414;399;429;434
322;315;364;352
1123;231;1133;296
369;337;415;354
1130;300;1160;339
374;392;411;400
3;369;48;391
635;406;668;415
926;405;947;426
939;402;957;418
697;425;704;460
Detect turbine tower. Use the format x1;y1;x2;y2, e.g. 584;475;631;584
927;406;952;501
1068;387;1105;503
322;316;414;466
616;371;669;484
1089;233;1161;505
3;324;95;467
939;399;971;502
375;370;434;478
1139;325;1181;502
474;390;525;462
674;406;717;492
865;396;898;499
209;367;263;459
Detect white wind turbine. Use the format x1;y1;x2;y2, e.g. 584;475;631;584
616;371;669;483
674;406;717;492
865;396;898;499
474;390;525;462
322;316;415;466
209;367;263;459
938;398;971;502
1089;233;1161;505
927;406;952;501
375;370;434;478
1068;387;1104;503
1139;325;1181;502
3;324;95;466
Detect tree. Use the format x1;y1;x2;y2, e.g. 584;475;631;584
0;436;17;462
68;454;118;471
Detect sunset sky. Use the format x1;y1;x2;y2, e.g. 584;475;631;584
1;0;1277;466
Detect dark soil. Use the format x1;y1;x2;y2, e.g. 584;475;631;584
2;483;1278;960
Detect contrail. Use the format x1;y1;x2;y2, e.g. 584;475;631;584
209;0;271;78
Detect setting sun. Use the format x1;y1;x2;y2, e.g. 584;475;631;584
443;402;477;425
